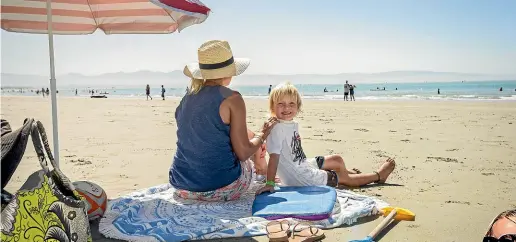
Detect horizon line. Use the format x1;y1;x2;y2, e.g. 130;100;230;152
2;79;515;89
2;70;516;77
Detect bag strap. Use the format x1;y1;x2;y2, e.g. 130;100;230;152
30;120;76;191
30;121;51;173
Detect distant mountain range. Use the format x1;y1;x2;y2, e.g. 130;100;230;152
1;71;514;88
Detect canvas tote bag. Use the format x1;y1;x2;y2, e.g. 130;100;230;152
1;120;92;242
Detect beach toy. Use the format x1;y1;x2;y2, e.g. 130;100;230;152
73;181;108;220
252;186;336;221
349;207;415;242
381;206;415;221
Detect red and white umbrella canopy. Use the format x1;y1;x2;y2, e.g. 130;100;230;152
0;0;211;34
0;0;211;165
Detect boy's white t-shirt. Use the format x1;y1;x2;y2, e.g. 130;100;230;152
266;121;328;186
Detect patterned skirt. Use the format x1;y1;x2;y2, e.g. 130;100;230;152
174;160;254;201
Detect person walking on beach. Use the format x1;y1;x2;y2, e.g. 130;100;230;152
146;84;152;100
350;83;356;101
344;80;350;101
438;88;440;95
161;85;166;100
41;88;45;97
268;85;272;95
45;88;49;96
170;40;276;201
75;89;78;96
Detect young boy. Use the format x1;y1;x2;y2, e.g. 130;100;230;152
256;82;396;194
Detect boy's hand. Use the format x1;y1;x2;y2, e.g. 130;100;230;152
256;185;275;195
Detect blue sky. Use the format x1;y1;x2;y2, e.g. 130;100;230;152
1;0;515;76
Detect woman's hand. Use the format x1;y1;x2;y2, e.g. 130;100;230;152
260;117;278;140
256;185;275;195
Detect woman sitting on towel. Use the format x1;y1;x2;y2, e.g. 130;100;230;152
170;40;277;201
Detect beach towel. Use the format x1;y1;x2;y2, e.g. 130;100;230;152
99;182;387;242
252;185;337;221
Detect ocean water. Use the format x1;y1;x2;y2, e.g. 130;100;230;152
3;80;516;101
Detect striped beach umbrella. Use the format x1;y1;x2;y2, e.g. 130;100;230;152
1;0;211;165
1;0;210;34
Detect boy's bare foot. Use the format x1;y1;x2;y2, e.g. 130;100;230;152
347;168;362;174
376;158;396;183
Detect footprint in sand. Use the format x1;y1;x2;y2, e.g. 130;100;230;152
69;158;92;166
445;200;470;205
354;128;369;132
426;156;460;163
400;139;410;143
371;150;389;158
321;138;341;142
446;148;459;151
319;118;333;122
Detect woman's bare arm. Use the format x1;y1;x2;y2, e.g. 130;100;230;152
227;93;264;161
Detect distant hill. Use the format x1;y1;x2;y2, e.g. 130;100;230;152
1;71;514;88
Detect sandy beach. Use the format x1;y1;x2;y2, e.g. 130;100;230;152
1;96;515;242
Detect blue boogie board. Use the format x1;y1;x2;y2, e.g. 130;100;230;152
252;186;337;221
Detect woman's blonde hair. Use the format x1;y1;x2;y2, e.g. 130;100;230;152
188;78;205;94
268;82;302;116
188;78;225;94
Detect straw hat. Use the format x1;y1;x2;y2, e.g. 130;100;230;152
183;40;250;79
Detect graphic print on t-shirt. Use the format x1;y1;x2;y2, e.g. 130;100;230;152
291;131;306;164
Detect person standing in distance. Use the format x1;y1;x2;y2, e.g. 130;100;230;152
344;80;350;101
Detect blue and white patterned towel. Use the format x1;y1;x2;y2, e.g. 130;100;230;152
99;182;387;242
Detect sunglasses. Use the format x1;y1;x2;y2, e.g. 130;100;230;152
483;234;515;242
483;213;516;242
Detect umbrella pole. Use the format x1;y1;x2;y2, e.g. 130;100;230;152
46;0;60;166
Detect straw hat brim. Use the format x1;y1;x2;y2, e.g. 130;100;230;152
183;58;250;79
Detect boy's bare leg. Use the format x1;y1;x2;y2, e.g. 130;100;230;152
321;155;396;187
247;130;267;175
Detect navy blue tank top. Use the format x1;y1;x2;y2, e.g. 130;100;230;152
169;85;241;192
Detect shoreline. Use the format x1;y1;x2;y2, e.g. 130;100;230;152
2;94;516;102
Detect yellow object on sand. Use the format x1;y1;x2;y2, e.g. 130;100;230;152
381;207;416;221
